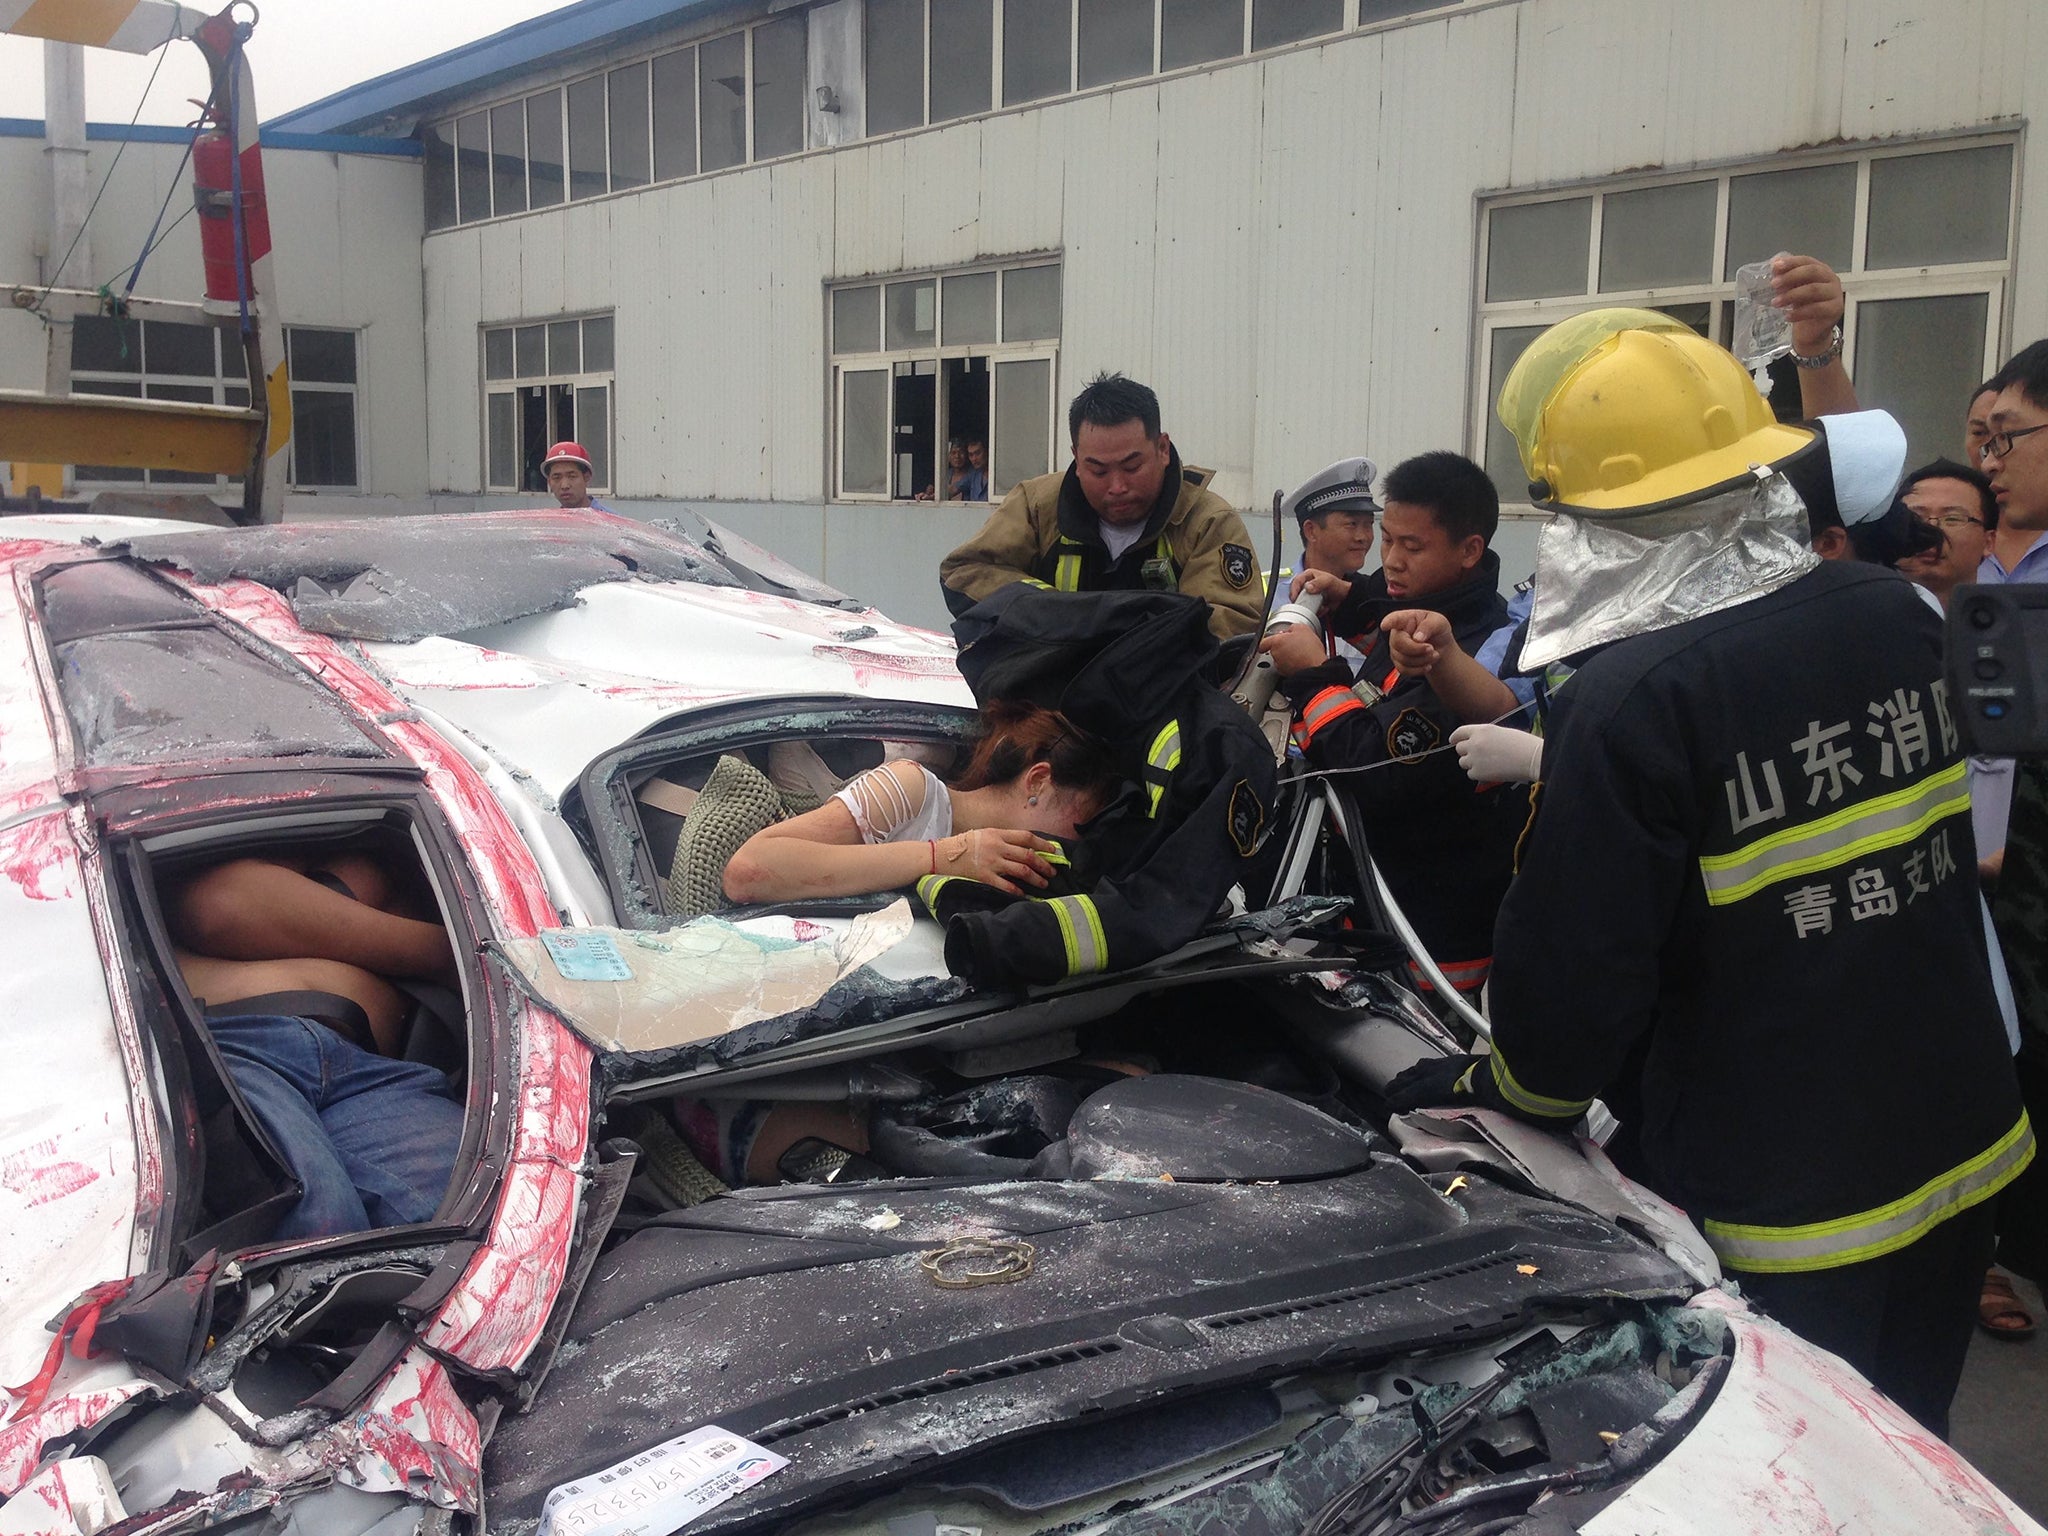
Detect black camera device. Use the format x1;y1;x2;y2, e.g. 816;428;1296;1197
1946;582;2048;756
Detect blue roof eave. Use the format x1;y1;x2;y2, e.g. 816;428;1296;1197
264;0;746;137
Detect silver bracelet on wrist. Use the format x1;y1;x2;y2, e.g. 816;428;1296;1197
1791;324;1843;370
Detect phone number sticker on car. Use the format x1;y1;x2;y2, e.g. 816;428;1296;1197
538;1426;788;1536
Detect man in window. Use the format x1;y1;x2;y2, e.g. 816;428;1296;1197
542;441;608;511
939;374;1263;641
961;439;990;502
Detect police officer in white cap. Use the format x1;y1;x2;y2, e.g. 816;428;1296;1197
1272;457;1379;675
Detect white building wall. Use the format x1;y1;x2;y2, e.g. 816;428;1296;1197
0;133;430;498
416;0;2042;625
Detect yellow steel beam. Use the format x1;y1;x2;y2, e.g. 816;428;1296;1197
0;390;262;475
0;0;202;53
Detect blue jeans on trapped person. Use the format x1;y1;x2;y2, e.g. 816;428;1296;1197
207;1013;465;1240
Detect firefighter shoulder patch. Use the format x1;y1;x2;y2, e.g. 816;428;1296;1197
1220;544;1255;590
1386;707;1442;762
1228;778;1265;857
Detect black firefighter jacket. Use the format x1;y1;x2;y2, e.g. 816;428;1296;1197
930;587;1277;990
1479;561;2031;1276
1280;551;1523;975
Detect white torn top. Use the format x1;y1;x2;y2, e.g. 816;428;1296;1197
833;762;952;845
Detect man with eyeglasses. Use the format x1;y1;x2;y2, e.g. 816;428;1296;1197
1900;459;1998;611
1898;458;2016;878
1982;338;2048;1348
1980;340;2048;585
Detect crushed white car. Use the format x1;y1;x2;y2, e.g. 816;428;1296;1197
0;510;2035;1536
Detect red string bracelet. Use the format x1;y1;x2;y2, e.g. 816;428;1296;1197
929;839;938;875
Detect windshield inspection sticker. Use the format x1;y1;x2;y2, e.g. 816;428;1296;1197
538;1426;787;1536
541;929;635;983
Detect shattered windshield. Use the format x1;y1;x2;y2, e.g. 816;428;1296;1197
109;511;748;644
497;903;918;1053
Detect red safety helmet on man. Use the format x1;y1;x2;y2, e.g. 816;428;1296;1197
540;442;603;509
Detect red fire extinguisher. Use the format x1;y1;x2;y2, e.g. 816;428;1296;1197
193;124;266;304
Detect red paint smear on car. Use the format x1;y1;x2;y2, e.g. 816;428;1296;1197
0;1140;100;1208
0;817;78;903
171;575;594;1376
331;1357;484;1508
1738;1316;2029;1532
0;1383;152;1497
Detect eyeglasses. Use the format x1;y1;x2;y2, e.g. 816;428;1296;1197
1913;513;1985;530
1982;422;2048;461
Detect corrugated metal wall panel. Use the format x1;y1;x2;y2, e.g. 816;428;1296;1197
832;137;910;279
331;154;431;496
1149;62;1264;499
1366;10;1515;475
1059;89;1159;405
1839;0;2034;144
766;155;836;503
705;170;777;499
559;198;619;317
650;180;721;498
516;214;567;322
1248;38;1383;508
423;225;484;493
975;109;1063;261
477;225;523;321
898;123;986;273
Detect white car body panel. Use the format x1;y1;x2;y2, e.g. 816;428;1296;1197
1595;1295;2044;1534
362;580;969;801
0;811;149;1386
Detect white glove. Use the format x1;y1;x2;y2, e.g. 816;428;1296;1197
1451;723;1543;784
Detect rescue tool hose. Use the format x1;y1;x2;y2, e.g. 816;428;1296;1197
1322;784;1493;1043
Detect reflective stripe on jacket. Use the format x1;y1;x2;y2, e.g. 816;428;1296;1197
1482;562;2027;1272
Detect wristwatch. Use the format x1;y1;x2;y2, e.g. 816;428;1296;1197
1792;324;1844;369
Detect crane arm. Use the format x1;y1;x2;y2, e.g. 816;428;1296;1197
0;1;206;53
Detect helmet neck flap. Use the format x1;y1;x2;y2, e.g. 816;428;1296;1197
1519;467;1820;672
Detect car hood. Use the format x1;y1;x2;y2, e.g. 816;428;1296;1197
484;1149;1693;1528
359;580;969;802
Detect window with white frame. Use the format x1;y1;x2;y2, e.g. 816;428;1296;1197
482;314;616;493
70;316;250;491
71;319;363;492
1474;136;2019;504
423;0;1475;226
860;0;1458;129
830;260;1060;502
286;328;361;489
425;15;807;230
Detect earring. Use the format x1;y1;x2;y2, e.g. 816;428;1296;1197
1028;794;1040;807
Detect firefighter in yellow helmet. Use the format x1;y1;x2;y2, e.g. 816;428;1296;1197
1389;310;2031;1437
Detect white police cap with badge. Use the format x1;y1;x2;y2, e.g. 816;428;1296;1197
1284;457;1381;524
